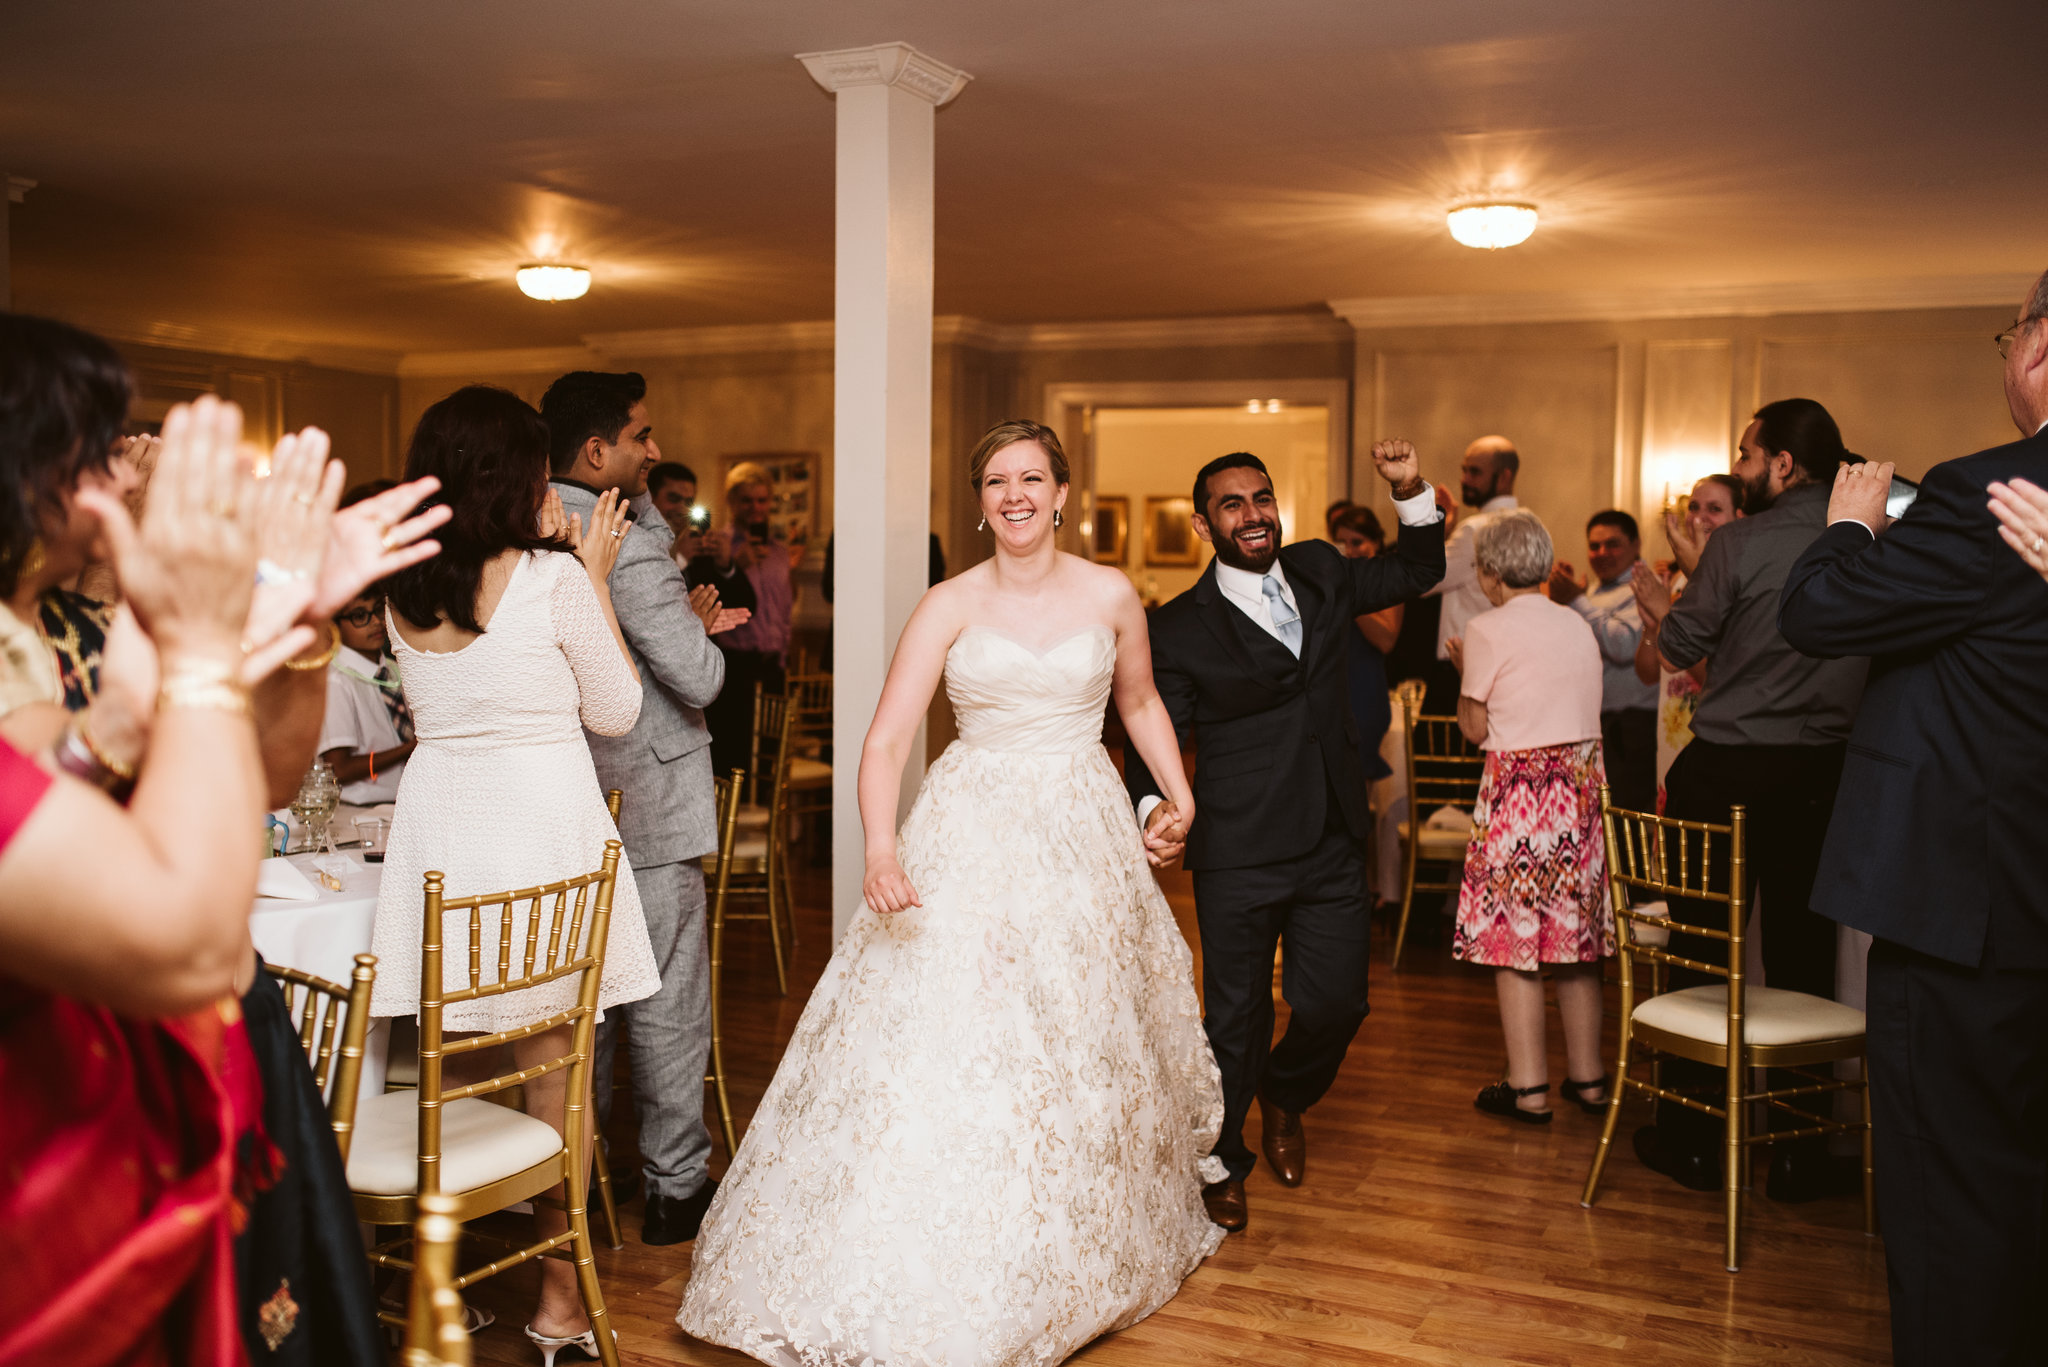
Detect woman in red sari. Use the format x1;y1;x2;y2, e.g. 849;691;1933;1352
0;317;444;1367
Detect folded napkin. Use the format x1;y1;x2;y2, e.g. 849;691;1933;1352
255;858;320;901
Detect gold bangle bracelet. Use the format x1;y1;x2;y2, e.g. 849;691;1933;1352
282;621;343;672
76;712;138;782
159;675;254;717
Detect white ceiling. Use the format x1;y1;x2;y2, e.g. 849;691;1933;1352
3;0;2044;360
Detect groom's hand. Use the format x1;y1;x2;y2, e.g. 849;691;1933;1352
1371;439;1427;501
1142;801;1187;869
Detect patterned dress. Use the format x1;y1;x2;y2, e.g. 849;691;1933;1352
1453;741;1613;969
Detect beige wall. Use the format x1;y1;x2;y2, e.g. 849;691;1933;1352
122;340;399;489
1351;305;2017;565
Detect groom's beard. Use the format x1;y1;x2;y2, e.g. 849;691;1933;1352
1210;516;1283;574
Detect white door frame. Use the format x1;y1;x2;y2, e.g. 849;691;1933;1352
1041;379;1352;535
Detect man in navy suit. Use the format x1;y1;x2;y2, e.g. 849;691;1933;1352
1779;269;2048;1366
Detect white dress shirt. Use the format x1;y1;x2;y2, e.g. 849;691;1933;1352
1429;494;1519;660
1136;484;1442;826
319;644;407;805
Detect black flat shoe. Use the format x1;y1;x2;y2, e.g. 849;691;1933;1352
643;1178;720;1246
1560;1075;1611;1115
1632;1124;1718;1192
1475;1081;1553;1124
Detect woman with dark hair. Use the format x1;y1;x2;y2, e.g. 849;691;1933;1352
371;384;659;1355
1633;473;1744;810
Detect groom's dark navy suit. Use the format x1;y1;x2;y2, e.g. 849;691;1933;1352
1127;519;1444;1182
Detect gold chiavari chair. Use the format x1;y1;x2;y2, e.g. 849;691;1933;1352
1581;791;1873;1271
1391;699;1486;968
695;770;747;1157
346;841;626;1365
726;686;793;993
402;1192;472;1367
579;789;626;1251
263;953;378;1162
783;669;832;822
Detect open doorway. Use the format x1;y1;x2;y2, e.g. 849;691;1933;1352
1087;404;1330;604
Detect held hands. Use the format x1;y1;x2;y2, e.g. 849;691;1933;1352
1141;799;1192;869
863;854;922;914
1370;440;1427;500
1829;459;1895;533
1988;478;2048;582
687;582;752;636
1547;560;1586;605
568;487;630;583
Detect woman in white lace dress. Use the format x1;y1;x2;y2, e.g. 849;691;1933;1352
679;420;1225;1367
371;385;659;1352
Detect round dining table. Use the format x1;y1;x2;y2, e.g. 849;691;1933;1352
249;849;392;1096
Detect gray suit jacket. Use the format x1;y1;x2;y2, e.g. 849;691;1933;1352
552;480;725;867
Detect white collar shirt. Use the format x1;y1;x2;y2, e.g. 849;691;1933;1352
318;644;406;805
1431;493;1519;658
1212;558;1300;645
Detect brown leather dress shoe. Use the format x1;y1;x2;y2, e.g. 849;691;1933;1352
1258;1094;1306;1187
1201;1178;1247;1231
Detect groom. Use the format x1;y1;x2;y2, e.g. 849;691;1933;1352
1126;440;1445;1230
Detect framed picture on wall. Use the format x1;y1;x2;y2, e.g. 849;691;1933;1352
1143;496;1200;567
1091;496;1129;564
719;452;819;551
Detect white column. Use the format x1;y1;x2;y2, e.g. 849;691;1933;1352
1;177;34;311
797;44;970;941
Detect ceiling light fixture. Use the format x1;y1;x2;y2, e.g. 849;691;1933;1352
515;263;591;301
1446;202;1538;250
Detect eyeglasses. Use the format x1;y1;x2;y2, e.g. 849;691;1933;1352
336;606;381;627
1996;315;2043;360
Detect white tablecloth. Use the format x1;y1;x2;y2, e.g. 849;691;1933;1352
249;851;389;1096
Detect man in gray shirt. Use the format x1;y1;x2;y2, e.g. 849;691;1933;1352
1629;398;1868;1201
1551;509;1659;813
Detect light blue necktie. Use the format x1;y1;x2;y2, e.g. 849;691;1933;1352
1261;574;1302;657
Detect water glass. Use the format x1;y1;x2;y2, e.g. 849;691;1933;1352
353;816;387;863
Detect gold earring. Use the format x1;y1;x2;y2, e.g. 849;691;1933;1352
20;539;44;581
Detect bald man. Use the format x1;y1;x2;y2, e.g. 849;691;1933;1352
1423;435;1520;710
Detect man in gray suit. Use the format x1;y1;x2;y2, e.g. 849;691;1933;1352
543;370;737;1244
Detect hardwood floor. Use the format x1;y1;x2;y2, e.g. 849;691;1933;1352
458;864;1893;1365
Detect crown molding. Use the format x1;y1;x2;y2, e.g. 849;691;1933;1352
583;319;836;358
971;312;1351;352
796;43;972;107
395;345;601;378
81;313;405;375
1329;275;2037;330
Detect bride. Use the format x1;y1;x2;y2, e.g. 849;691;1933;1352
678;419;1226;1367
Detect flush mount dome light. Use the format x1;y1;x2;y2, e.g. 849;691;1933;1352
1446;202;1538;250
515;264;591;301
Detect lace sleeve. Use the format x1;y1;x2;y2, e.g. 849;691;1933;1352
548;554;643;736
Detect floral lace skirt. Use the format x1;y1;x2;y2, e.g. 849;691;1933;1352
1452;740;1614;971
677;742;1225;1367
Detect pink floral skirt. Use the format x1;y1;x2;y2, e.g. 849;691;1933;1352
1452;740;1613;971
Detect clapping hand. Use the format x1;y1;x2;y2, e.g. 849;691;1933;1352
687;582;751;636
1371;440;1427;499
1828;460;1896;533
568;487;630;582
1988;478;2048;581
1632;562;1674;627
1548;560;1586;605
1663;508;1706;576
1141;799;1191;869
316;474;448;620
1445;635;1465;674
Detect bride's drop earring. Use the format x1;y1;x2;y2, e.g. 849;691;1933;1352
1053;509;1062;529
978;515;987;531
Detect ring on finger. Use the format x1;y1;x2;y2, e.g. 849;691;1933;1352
2033;535;2045;556
292;492;315;506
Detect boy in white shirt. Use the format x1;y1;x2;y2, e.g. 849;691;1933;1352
318;589;415;805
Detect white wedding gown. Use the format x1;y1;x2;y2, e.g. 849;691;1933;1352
678;624;1226;1367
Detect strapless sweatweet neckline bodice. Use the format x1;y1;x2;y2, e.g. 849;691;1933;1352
944;624;1116;756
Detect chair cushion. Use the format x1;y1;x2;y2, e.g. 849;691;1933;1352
346;1090;564;1197
732;831;769;862
1397;822;1473;861
1632;985;1865;1048
733;803;770;831
787;757;831;787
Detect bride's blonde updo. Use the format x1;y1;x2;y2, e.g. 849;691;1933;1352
967;419;1070;488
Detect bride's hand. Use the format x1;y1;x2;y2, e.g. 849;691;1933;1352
569;487;630;583
1141;799;1192;869
863;856;922;914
